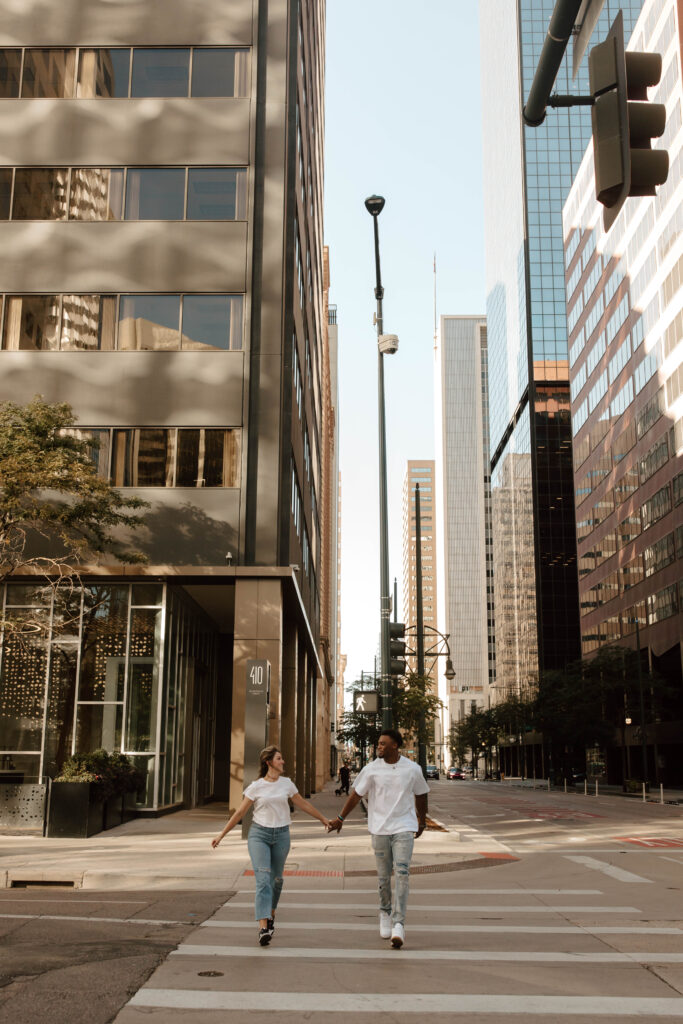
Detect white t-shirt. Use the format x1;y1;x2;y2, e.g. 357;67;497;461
353;755;430;835
244;776;298;827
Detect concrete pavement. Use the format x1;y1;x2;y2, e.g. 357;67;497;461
0;783;513;891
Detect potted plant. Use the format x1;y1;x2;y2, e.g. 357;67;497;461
47;750;146;838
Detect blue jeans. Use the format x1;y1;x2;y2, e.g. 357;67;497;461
371;831;415;926
247;823;291;921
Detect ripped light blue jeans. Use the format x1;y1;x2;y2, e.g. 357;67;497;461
247;823;291;921
371;831;415;926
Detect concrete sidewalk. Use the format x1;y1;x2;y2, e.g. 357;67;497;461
0;783;513;891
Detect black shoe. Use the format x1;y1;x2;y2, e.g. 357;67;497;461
258;926;272;946
268;917;275;934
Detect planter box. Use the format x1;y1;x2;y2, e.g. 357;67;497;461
47;782;105;838
103;794;124;831
122;791;138;824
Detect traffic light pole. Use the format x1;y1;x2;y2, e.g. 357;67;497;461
415;484;427;778
368;202;393;731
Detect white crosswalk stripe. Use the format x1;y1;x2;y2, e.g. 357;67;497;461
114;864;683;1021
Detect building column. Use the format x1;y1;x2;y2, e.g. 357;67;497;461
295;639;307;794
230;577;283;810
280;614;298;778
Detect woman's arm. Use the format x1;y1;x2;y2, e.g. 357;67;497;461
290;792;332;827
211;797;253;847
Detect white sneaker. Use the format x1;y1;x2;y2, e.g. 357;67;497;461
379;911;392;939
390;922;405;948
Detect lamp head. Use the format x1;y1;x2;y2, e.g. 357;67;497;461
364;194;385;217
444;658;455;681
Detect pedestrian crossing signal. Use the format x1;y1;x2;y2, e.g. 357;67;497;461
353;690;380;714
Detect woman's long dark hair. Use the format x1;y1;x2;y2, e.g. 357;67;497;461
258;745;281;778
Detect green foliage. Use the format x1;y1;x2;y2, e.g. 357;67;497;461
0;395;148;581
55;749;146;799
391;672;444;744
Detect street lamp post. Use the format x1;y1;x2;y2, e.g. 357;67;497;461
365;194;394;730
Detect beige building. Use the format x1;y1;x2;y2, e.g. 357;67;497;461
402;461;438;674
0;0;335;812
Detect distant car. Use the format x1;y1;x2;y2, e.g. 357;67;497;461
425;764;440;779
447;766;465;780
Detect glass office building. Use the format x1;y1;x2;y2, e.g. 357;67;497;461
480;0;644;693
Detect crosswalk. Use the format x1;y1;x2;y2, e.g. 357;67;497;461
115;875;683;1021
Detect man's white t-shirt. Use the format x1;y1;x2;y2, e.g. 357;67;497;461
244;776;298;827
352;756;429;835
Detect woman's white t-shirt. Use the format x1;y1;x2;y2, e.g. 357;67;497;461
244;776;298;827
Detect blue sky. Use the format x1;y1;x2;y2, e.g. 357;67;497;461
324;0;487;683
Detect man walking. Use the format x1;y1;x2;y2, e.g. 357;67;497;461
338;762;351;795
328;729;429;949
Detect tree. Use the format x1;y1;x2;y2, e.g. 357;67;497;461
391;672;444;747
0;397;148;634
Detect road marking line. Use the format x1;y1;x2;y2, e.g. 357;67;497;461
203;921;683;935
224;902;640;913
129;990;683;1015
235;888;604;895
172;945;683;964
565;856;654;884
0;898;147;904
662;856;683;865
0;913;181;925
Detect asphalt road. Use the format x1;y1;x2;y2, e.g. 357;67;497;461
113;781;683;1023
0;889;229;1024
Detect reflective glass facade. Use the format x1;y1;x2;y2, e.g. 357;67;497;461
0;582;219;809
480;0;644;691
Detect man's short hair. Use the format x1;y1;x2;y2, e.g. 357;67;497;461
380;728;403;748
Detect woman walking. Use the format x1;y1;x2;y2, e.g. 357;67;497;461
212;745;332;946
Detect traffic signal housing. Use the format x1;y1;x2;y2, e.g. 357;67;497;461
589;10;669;230
389;621;407;677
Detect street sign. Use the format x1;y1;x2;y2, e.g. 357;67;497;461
573;0;607;78
353;690;380;715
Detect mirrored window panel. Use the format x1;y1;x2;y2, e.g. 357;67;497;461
181;295;243;351
69;168;124;221
0;169;11;219
75;702;122;753
186;168;247;220
77;48;130;98
61;294;116;351
22;48;76;98
0;50;21;98
191;48;249;97
112;429;175;487
103;428;240;487
176;428;241;487
118;294;180;351
1;293;243;351
125;609;161;752
2;295;60;350
12;168;68;220
2;167;245;220
131;48;190;98
125;168;185;220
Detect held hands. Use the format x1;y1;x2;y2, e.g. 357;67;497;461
326;817;343;833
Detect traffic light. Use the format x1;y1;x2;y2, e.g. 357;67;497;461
389;621;407;677
589;10;669;230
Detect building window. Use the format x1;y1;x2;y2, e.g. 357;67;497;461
0;166;247;222
641;484;672;531
108;427;240;487
0;46;250;99
1;293;243;351
647;583;679;624
643;532;676;578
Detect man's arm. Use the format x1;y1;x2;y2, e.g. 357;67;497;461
415;793;428;838
327;789;362;832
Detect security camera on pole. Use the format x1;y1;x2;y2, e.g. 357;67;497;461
365;194;399;730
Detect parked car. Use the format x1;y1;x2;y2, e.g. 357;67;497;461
446;766;465;780
425;764;440;780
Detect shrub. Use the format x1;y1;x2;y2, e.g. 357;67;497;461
55;749;146;799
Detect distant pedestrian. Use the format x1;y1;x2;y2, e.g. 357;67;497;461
212;745;333;946
338;762;351;795
328;729;429;948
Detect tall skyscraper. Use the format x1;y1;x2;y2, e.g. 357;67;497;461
562;0;682;760
434;316;494;748
480;0;645;694
0;0;333;812
402;461;438;674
